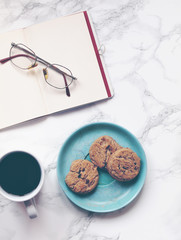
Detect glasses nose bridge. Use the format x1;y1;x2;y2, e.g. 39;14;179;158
43;67;48;80
27;62;38;70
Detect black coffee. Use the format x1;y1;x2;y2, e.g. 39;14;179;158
0;151;41;196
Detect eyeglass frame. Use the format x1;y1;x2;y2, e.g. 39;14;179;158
0;42;77;97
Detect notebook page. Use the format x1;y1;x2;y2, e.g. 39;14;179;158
24;12;111;114
0;30;46;129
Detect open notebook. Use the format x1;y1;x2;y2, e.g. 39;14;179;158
0;11;113;130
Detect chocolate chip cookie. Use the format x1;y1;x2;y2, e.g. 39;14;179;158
89;135;121;169
65;159;99;194
107;148;140;181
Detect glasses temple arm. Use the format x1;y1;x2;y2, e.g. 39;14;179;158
12;43;77;80
0;54;36;64
0;53;71;97
0;54;71;97
62;74;70;97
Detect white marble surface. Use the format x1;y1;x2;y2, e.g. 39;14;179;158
0;0;181;239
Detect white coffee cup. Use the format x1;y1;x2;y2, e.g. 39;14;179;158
0;151;44;219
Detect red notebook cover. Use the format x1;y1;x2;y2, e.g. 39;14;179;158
83;11;112;98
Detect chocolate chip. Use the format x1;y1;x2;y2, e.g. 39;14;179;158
106;145;110;150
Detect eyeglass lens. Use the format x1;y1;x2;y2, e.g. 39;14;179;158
9;43;74;91
9;44;36;70
44;64;73;89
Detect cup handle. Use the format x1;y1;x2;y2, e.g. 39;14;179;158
24;198;38;219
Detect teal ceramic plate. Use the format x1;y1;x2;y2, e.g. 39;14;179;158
57;122;147;212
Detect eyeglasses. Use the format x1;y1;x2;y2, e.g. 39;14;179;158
0;42;77;97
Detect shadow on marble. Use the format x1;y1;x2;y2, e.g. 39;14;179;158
94;186;146;218
0;98;109;133
0;115;49;133
58;183;146;218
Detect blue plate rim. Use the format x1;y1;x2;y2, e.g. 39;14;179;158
57;122;147;212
